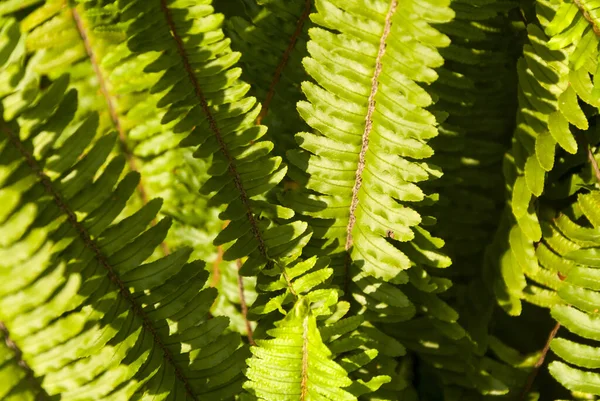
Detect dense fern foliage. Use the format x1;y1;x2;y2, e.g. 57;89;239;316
3;0;600;399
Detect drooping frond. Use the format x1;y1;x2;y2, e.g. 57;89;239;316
0;19;246;399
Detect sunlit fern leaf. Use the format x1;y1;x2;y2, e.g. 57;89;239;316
491;0;600;315
0;20;246;400
549;191;600;396
244;296;356;401
283;0;457;315
250;253;393;395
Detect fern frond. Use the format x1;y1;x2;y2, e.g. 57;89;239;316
112;1;365;395
0;21;245;399
117;0;312;282
244;296;355;401
548;191;600;395
20;0;227;263
286;0;455;310
492;0;600;314
19;0;250;334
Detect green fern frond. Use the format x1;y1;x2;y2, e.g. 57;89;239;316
492;0;600;314
285;0;454;307
0;21;245;399
244;297;355;401
111;2;365;396
280;0;483;396
116;0;312;283
548;191;600;395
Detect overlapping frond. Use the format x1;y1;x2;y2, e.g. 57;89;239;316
20;0;226;261
114;0;362;396
0;19;245;399
117;0;311;284
17;0;252;331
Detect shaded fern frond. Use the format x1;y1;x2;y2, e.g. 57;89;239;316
117;0;311;285
401;0;524;396
0;20;246;399
226;0;311;155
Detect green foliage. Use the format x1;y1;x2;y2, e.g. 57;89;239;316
0;17;245;400
3;0;600;399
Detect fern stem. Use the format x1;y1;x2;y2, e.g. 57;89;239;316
255;0;311;125
588;147;600;183
211;246;223;287
574;0;600;36
344;0;398;280
70;7;170;256
1;121;199;401
237;259;255;345
0;321;49;400
520;322;561;399
300;311;309;401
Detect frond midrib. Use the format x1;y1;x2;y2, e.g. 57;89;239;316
343;0;398;279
